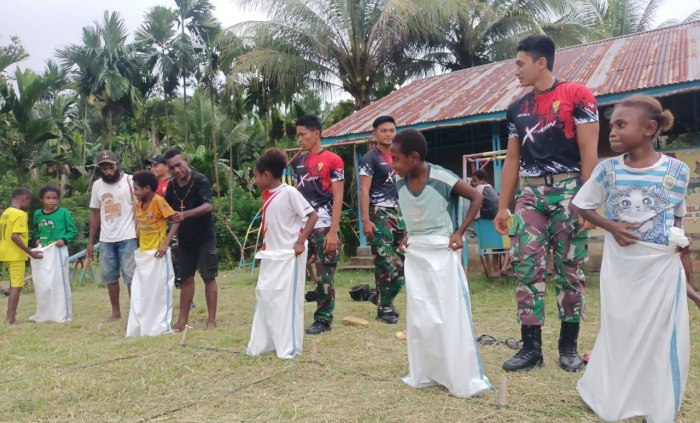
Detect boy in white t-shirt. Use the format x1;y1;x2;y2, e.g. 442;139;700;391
87;150;138;323
246;148;318;359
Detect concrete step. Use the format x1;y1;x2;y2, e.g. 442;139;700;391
339;265;374;272
348;256;373;267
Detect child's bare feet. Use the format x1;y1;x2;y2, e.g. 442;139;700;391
172;321;187;332
102;313;121;323
206;320;216;330
4;317;17;325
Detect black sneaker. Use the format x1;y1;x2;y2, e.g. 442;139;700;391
390;305;400;318
502;325;544;372
306;321;331;335
190;301;195;309
376;307;399;324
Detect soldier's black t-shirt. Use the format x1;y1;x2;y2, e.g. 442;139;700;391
359;148;399;208
164;171;216;244
506;80;599;178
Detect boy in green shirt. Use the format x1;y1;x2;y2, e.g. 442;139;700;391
33;185;78;248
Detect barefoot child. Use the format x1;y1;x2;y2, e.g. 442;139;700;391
1;188;43;324
126;171;180;337
573;95;690;422
29;185;77;323
246;148;318;359
390;129;492;398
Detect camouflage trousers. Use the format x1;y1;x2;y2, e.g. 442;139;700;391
510;177;589;326
370;206;405;308
307;227;341;325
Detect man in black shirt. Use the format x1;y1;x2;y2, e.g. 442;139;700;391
359;115;405;325
163;149;218;330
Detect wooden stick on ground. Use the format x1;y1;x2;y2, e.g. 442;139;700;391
309;339;319;364
179;325;193;346
499;375;508;407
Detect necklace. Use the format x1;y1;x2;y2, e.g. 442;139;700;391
173;172;195;212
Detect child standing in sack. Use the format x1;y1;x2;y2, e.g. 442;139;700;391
573;95;690;423
246;148;318;359
33;185;78;249
390;129;493;398
29;184;78;323
1;188;43;324
126;171;180;337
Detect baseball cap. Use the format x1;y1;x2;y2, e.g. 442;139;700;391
146;155;167;165
96;150;118;165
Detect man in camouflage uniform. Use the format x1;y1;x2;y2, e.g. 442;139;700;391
360;116;405;324
494;36;599;372
293;115;345;335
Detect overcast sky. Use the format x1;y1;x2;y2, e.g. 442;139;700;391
3;0;699;73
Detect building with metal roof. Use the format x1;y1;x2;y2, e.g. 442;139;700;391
323;20;700;144
318;20;700;250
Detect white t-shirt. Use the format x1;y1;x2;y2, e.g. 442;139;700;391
261;183;314;251
89;174;137;242
573;154;689;246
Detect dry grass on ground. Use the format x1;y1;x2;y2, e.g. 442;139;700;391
1;269;700;422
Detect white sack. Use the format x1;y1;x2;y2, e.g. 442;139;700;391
29;244;72;323
126;249;174;337
577;228;690;423
402;235;493;398
246;248;307;359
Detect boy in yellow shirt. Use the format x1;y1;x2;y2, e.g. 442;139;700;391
1;187;43;324
133;172;180;255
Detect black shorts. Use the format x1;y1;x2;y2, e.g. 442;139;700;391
177;237;218;281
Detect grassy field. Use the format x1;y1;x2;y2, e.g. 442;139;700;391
1;268;699;423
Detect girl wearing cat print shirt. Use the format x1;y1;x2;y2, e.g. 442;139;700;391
572;95;693;423
572;95;692;281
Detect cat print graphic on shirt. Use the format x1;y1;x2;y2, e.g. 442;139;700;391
609;185;668;241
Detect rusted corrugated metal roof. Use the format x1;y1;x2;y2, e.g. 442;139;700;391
323;20;700;140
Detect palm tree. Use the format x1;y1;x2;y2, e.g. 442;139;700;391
0;36;29;76
136;6;180;147
0;68;61;184
174;0;215;150
57;11;144;150
414;0;594;72
656;7;700;28
231;0;434;109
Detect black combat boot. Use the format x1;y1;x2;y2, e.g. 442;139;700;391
558;321;583;372
502;325;544;372
376;306;399;324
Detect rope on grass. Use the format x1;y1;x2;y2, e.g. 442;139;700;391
136;367;293;422
0;354;149;385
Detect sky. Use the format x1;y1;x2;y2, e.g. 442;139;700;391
2;0;699;74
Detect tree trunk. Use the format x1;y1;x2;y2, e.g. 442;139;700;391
164;78;170;149
229;142;234;215
151;121;158;156
106;112;114;150
165;100;171;149
82;96;88;170
181;25;189;152
211;95;221;210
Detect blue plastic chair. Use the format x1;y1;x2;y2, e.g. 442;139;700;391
474;218;512;278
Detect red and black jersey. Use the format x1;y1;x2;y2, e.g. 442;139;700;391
292;150;344;228
506;81;598;178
